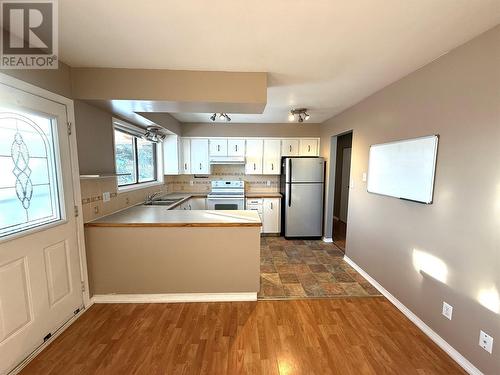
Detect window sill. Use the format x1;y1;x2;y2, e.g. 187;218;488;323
117;180;164;194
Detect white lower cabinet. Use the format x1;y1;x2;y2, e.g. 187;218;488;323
246;197;281;234
263;198;281;233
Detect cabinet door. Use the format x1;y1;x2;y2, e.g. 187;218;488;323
299;139;319;156
263;139;281;175
181;138;191;174
163;135;181;175
281;139;299;156
263;198;280;233
191;139;210;174
189;198;206;210
209;139;228;156
245;139;263;174
228;139;245;156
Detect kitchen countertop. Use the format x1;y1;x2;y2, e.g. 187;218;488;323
85;206;261;228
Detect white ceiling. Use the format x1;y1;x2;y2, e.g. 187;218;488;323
59;0;500;123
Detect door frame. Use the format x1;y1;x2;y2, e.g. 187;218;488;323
0;73;90;309
323;130;353;242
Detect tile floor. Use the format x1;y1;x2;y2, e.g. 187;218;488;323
258;237;381;299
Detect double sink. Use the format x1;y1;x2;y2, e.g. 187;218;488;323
143;197;183;207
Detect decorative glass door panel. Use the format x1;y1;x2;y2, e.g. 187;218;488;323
0;110;62;238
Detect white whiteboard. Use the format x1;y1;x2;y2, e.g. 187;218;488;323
367;135;439;204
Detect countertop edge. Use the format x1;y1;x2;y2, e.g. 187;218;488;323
85;222;262;228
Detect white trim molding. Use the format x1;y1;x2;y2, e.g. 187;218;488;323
92;292;257;304
343;256;483;375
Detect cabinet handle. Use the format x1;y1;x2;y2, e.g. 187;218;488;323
217;145;220;152
253;163;256;170
271;163;274;170
199;163;202;170
189;204;192;210
235;145;238;152
184;163;187;170
308;145;311;152
289;145;292;152
271;202;273;209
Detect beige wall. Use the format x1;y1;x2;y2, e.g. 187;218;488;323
320;25;500;374
85;226;260;295
0;62;73;98
182;122;320;137
74;100;116;175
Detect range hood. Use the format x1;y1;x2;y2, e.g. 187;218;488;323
209;156;246;165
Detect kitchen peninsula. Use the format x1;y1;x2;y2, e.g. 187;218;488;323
85;206;261;302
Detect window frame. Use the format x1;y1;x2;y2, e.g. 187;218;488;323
112;118;164;193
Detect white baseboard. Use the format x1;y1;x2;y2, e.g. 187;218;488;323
9;306;89;375
322;237;333;243
92;292;257;304
343;256;483;375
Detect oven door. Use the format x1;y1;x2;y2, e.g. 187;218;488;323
207;197;244;210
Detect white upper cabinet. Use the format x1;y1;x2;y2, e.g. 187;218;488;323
245;139;263;174
190;139;210;174
181;138;191;174
263;198;281;233
163;135;181;175
209;139;228;156
228;139;245;157
299;139;319;156
263;139;281;175
281;139;299;156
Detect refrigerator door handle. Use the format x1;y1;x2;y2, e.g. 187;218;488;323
288;159;292;207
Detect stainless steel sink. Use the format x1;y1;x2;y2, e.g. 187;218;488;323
143;197;183;206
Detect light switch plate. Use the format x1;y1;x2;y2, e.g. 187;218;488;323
479;330;493;354
102;192;110;202
442;302;453;320
362;172;367;182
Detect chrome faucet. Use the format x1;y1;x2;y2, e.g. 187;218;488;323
145;191;163;204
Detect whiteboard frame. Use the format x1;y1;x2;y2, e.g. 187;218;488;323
367;134;439;204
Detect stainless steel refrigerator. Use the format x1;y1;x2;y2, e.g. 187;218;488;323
281;157;325;238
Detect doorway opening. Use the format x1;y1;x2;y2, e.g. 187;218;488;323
332;132;352;252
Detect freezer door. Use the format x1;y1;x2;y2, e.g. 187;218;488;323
285;183;324;237
285;158;325;183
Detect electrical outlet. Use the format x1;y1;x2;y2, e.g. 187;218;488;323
442;302;453;320
190;181;194;186
479;330;493;354
267;180;271;186
362;172;367;182
102;192;110;202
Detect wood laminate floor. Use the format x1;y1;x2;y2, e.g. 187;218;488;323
20;298;465;375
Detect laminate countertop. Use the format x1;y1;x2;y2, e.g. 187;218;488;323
85;206;262;228
245;193;282;198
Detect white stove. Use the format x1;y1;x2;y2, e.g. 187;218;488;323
207;180;245;210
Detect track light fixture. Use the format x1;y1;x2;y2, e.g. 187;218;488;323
142;126;167;143
210;113;231;122
288;108;310;123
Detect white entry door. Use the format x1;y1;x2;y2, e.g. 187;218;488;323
0;83;83;374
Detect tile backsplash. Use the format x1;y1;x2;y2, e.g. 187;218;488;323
165;165;280;194
80;165;280;223
80;178;168;223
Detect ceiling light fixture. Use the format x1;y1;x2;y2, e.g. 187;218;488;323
210;113;231;122
143;126;167;143
288;108;310;123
